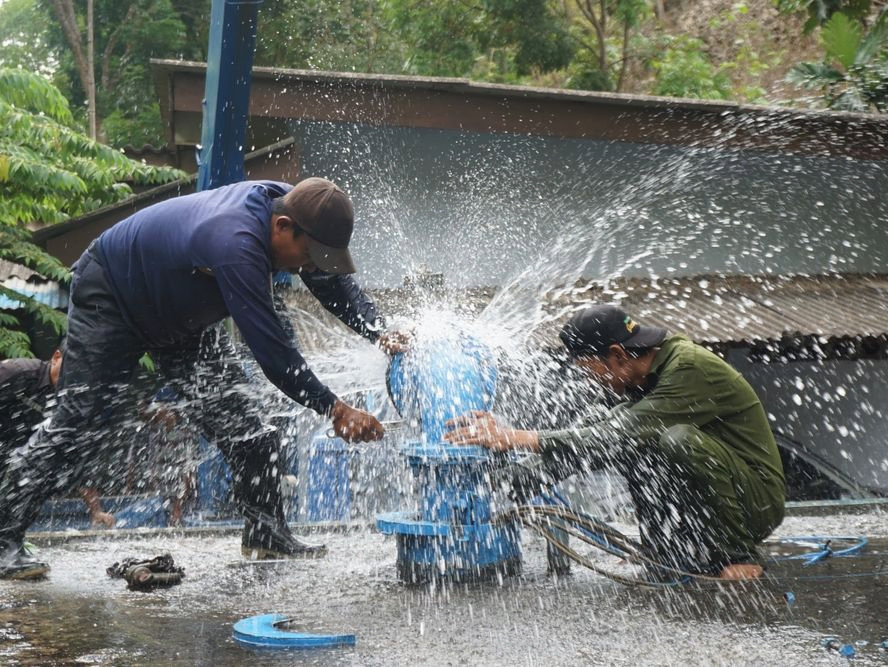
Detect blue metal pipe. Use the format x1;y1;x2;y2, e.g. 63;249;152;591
197;0;264;191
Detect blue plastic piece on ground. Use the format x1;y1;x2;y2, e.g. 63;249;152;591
821;638;856;658
783;591;795;606
232;613;356;649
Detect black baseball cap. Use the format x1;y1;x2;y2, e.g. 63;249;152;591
559;304;667;357
285;177;356;274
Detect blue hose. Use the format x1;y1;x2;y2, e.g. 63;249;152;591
772;536;868;565
530;493;871;582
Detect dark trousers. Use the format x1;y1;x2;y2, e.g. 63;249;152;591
0;249;287;547
541;424;783;572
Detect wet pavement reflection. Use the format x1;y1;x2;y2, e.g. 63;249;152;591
0;509;885;666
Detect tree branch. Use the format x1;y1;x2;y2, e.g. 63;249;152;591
617;21;630;91
575;0;608;71
101;5;139;91
49;0;91;98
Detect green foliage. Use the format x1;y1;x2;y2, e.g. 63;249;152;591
384;0;488;75
255;0;404;73
570;0;651;91
0;68;185;358
139;352;156;373
567;57;614;91
0;0;54;75
649;36;732;99
569;69;612;91
776;0;871;33
32;0;194;147
0;69;73;126
381;0;572;79
0;321;34;359
479;0;574;76
787;10;888;112
699;2;780;102
256;0;570;81
821;10;862;68
102;103;167;148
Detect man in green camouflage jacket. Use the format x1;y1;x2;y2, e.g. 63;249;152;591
446;304;785;580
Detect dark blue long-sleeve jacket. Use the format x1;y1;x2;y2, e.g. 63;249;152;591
95;180;383;414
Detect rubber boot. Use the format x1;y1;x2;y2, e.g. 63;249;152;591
222;433;327;560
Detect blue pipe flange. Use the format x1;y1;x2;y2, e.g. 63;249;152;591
232;613;356;649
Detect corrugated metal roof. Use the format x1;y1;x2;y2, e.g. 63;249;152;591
286;272;887;351
0;259;40;282
0;260;68;310
547;273;888;346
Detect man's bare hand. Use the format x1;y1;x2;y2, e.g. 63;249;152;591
330;400;385;443
378;330;413;356
443;410;539;453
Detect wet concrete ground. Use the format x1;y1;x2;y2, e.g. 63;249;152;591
1;508;886;666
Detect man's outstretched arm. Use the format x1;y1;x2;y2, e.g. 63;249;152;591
299;270;385;342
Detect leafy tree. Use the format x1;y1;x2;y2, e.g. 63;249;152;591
0;68;185;358
477;0;574;77
385;0;480;76
255;0;404;73
776;0;872;33
570;0;649;91
787;10;888;111
0;0;56;77
383;0;573;80
38;0;195;145
649;35;732;99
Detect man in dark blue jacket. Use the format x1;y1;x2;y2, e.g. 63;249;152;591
0;177;394;579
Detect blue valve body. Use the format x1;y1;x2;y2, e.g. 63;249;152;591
377;336;521;582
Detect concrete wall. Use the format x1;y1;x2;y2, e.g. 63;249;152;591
289;120;888;289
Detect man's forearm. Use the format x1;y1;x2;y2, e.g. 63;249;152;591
536;423;616;471
79;487;102;513
301;271;384;342
516;429;541;453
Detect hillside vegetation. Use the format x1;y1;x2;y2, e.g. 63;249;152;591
0;0;883;148
631;0;823;103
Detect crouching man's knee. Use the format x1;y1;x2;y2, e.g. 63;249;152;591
658;424;707;466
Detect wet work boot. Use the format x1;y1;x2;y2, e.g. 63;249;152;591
241;515;328;560
0;540;50;581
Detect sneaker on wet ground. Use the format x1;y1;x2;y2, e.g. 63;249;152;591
241;520;328;560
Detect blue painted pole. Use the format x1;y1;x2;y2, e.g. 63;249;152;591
197;0;264;191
